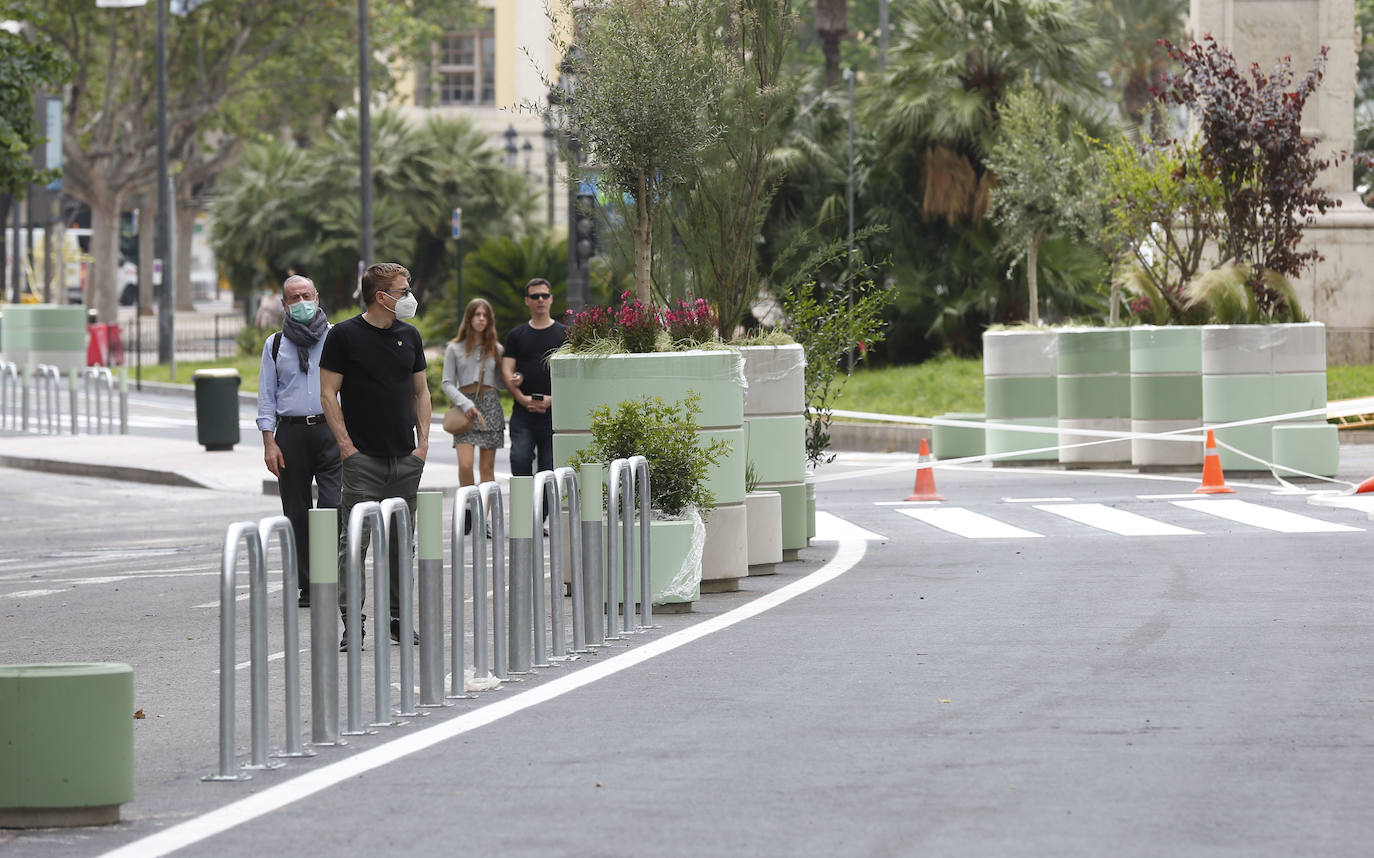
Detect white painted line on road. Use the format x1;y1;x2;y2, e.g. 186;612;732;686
192;582;283;609
97;538;870;858
812;511;886;542
897;507;1043;539
5;588;69;599
1138;493;1208;500
1003;496;1074;504
1034;503;1200;536
1171;499;1362;533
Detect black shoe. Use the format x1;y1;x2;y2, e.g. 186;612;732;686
390;618;420;646
486;520;493;539
339;615;366;651
298;589;310;608
463;509;473;536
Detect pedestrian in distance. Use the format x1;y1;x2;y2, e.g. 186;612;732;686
319;262;430;651
442;297;505;536
502;278;567;478
256;274;340;608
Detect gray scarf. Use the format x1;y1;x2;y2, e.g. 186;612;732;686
282;309;328;374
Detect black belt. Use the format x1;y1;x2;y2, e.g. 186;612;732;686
280;414;326;426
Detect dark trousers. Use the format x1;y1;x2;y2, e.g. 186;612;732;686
275;420;342;589
336;452;424;619
508;408;554;477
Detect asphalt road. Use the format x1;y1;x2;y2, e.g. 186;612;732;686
4;449;1374;857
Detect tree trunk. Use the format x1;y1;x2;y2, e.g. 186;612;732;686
89;192;123;326
816;0;847;88
137;196;156;316
634;171;653;304
175;203;195;311
1027;232;1040;326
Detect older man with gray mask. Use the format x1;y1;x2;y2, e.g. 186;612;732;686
256;274;341;608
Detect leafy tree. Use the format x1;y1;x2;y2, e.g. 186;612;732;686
984;81;1105;325
1089;0;1186;137
542;0;724;304
0;8;70;199
670;0;799;337
1156;36;1341;316
30;0;469;325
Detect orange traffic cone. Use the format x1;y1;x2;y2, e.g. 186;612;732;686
1355;474;1374;494
906;437;946;501
1194;430;1235;494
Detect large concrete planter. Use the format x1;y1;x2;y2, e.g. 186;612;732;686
738;344;807;554
744;490;783;574
1130;326;1203;468
0;663;134;827
983;329;1059;463
0;304;87;372
629;517;700;608
551;350;747;590
1201;323;1328;472
932;413;985;460
1056;328;1131;466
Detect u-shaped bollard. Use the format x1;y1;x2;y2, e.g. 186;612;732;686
257;515;313;759
205;521;267;781
343;501;385;736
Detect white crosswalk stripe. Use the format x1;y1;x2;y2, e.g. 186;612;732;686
898;507;1043;539
1034;503;1201;536
1171;499;1363;533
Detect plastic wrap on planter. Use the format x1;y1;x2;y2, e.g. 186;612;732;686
1130;326;1203;467
983;329;1059;462
1057;328;1131;465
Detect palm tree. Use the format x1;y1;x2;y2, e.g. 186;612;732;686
1091;0;1187;138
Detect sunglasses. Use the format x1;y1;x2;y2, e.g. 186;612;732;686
527;293;552;300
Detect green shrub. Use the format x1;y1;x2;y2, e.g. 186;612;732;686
568;392;731;518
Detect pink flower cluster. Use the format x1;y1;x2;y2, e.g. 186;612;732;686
663;298;717;344
616;291;660;353
565;305;615;350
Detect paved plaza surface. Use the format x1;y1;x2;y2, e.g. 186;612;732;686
2;388;1374;856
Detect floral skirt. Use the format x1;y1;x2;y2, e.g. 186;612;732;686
451;388;505;450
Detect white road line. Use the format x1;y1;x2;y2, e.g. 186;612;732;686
812;511;886;542
1171;499;1362;533
1034;503;1200;536
1004;496;1074;504
897;507;1043;539
1138;493;1208;500
96;538;869;858
192;582;284;609
6;588;69;599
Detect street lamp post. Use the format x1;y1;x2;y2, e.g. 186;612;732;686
358;0;373;272
521;140;533;179
503;123;519;169
844;67;855;372
543;114;556;227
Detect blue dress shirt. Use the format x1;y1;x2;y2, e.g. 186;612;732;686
256;324;331;432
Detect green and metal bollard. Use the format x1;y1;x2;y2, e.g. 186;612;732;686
579;462;605;648
416;492;447;707
508;475;534;674
309;508;344;746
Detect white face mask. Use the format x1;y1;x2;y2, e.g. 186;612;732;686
391;292;418;319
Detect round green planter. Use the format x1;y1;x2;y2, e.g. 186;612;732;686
0;304;88;373
1057;328;1131;465
628;517;700;607
0;663;134;827
932;413;984;460
552;350;748;589
983;329;1059;463
1129;326;1203;467
1201;323;1328;471
738;344;807;553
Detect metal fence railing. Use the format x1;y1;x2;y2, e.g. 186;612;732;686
117;313;246;366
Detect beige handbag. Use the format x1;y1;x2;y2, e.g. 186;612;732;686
443;349;488;435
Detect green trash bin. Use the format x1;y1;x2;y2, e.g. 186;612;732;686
193;368;241;451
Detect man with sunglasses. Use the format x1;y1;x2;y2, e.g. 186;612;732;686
319;262;430;650
502;278;567;477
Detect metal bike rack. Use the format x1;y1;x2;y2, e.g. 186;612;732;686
554;466;587;655
445;486;483;700
607;456;654;635
258;515;312;760
533;468;581;663
0;361;17;429
479;481;511;680
381;497;419;720
343;501;385;736
205;521;272;781
32;365;61;434
82;366;115;434
627;455;653;631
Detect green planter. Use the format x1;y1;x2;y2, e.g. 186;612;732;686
983;329;1059;462
932;413;984;460
1130;326;1203;467
1057;328;1131;465
0;663;134;827
0;304;88;372
552;350;747;588
628;517;700;606
1201;323;1328;471
739;343;808;553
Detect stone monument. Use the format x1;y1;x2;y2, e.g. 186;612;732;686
1192;0;1374;362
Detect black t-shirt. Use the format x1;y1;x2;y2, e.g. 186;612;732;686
320;314;427;456
504;320;568;410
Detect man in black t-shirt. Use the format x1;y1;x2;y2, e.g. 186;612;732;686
320;262;430;650
501;277;568;476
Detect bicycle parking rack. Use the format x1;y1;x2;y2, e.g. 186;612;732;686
259;515;312;761
0;361;17;429
381;497;419;721
532;467;584;663
479;481;511;681
82;367;116;434
30;365;61;434
607;456;653;636
342;501;385;735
